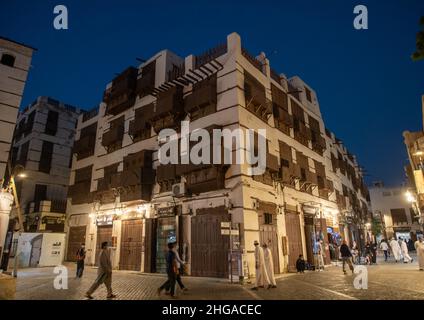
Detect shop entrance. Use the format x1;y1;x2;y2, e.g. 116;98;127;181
119;219;143;271
156;216;176;273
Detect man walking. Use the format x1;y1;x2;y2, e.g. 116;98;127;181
158;242;178;298
414;236;424;271
340;240;354;274
379;240;389;262
400;238;413;263
165;243;187;294
251;240;269;290
389;237;401;262
76;243;86;278
85;242;116;299
262;243;277;288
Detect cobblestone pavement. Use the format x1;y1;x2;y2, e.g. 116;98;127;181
14;255;424;300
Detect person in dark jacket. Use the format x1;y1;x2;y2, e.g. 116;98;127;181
340;240;354;274
371;242;377;264
158;242;177;298
76;243;86;278
296;254;306;273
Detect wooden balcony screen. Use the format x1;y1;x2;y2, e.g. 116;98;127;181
154;86;184;117
186;165;226;194
184;75;217;114
102;116;125;151
271;84;288;110
136;61;156;98
244;71;269;120
290;99;305;123
74;122;97;160
104;67;138;115
279;141;292;162
123;150;153;170
129;104;153;141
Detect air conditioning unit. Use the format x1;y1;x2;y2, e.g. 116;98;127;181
172;182;186;197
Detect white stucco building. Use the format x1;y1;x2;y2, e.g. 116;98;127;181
0;36;35;257
370;182;421;241
11;97;82;232
66;33;371;278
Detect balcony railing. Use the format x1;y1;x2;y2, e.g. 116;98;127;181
195;42;227;69
242;47;263;73
82;107;99;122
270;68;280;83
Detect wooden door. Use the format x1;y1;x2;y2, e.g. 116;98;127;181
284;211;303;272
95;226;112;266
304;217;315;265
258;212;280;274
119;219;143;271
144;218;157;273
191;211;230;278
67;226;86;261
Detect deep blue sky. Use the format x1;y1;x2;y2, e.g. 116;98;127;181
1;0;423;186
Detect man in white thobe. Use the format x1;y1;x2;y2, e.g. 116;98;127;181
414;237;424;271
389;238;402;262
400;239;413;263
252;240;270;290
262;243;277;288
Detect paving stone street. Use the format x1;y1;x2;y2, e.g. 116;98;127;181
13;255;424;300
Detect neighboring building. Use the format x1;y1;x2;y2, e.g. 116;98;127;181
66;32;370;277
369;182;421;241
403;95;424;229
0;36;35;258
11;96;82;232
0;37;35;180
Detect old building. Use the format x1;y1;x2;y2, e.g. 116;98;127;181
0;36;35;257
0;37;35;180
403;95;424;231
369;182;421;241
11;97;82;232
66;33;370;278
